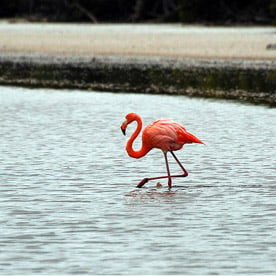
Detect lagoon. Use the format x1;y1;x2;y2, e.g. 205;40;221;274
0;86;276;274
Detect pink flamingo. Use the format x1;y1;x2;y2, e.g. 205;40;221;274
121;113;204;189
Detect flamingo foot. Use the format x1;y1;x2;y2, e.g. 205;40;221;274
137;178;149;188
156;182;162;188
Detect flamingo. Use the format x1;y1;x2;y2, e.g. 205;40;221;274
121;113;204;189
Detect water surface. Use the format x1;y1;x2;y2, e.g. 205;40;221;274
0;86;276;274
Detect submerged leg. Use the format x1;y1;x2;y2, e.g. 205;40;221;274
136;151;188;188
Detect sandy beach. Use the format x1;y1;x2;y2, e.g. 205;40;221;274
0;23;275;60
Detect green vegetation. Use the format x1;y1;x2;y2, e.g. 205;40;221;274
178;0;273;24
0;0;274;24
270;0;276;24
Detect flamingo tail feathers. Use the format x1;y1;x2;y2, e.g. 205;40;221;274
182;131;204;144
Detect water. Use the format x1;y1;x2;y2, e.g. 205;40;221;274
0;86;275;274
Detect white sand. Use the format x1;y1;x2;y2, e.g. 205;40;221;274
0;23;275;60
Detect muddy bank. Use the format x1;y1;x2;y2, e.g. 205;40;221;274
0;54;275;106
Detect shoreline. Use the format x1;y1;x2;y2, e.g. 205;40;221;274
1;53;275;106
0;23;275;106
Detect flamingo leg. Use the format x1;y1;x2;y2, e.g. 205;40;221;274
164;152;172;189
170;151;189;177
136;151;188;188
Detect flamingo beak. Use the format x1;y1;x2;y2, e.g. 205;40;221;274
121;127;126;135
121;120;128;135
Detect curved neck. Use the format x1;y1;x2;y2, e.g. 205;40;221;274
126;117;151;158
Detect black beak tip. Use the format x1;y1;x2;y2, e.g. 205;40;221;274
121;127;126;135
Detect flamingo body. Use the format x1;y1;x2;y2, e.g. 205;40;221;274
121;113;203;188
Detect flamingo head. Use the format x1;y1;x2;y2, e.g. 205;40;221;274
120;113;139;135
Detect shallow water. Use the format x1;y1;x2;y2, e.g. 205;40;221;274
0;86;275;274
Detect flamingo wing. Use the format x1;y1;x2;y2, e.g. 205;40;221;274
143;119;203;152
142;120;181;151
